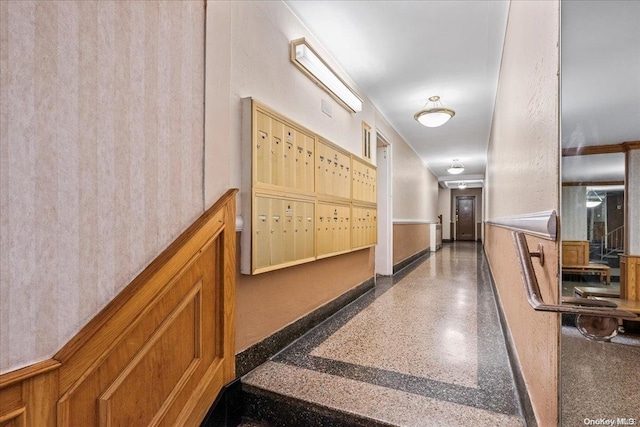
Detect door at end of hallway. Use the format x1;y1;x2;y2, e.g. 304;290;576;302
455;196;475;241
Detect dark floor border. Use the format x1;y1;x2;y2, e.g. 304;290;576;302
392;246;430;274
201;378;243;427
235;277;375;377
481;248;537;427
243;384;394;427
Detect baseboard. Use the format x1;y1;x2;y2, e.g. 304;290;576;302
201;378;243;427
392;247;430;274
442;239;453;243
235;277;375;377
481;249;537;427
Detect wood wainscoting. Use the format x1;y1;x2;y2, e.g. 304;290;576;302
0;189;238;427
621;255;640;301
561;240;589;266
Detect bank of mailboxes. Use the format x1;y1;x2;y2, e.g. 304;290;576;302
253;195;315;271
316;203;351;257
316;139;351;199
254;110;315;193
243;98;378;274
352;206;377;249
352;158;377;203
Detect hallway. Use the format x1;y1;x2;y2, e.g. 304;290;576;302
241;243;525;426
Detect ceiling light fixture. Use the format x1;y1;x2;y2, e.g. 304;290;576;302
458;181;468;189
447;159;465;175
290;38;363;113
586;190;602;208
414;96;455;128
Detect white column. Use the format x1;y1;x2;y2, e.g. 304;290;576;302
627;149;640;254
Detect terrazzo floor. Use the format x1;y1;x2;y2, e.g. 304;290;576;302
243;243;525;426
561;326;640;426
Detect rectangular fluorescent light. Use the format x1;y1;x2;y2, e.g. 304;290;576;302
290;38;363;113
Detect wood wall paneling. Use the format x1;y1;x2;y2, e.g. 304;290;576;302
0;360;60;427
562;141;640;157
561;240;589;266
621;255;640;301
392;223;430;265
0;190;237;427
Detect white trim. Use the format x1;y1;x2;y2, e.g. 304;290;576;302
485;210;557;241
393;219;439;225
376;138;393;276
236;215;244;232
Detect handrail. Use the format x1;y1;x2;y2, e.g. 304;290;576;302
512;231;636;320
600;225;624;261
485;210;557;241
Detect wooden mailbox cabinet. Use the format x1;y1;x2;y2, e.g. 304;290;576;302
241;98;377;274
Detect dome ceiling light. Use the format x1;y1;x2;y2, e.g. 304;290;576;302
447;159;465;175
414;96;456;128
586;189;603;208
458;181;468;189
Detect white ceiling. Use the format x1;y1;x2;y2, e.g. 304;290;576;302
561;0;640;149
561;1;639;183
285;1;639;187
562;153;625;183
285;1;509;185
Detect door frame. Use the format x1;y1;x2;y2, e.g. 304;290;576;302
375;131;392;275
454;195;476;241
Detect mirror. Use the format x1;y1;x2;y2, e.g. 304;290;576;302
560;1;640;425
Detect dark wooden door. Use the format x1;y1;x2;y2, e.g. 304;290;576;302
456;196;475;241
606;191;624;249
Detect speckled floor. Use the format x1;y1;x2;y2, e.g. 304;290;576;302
561;326;640;426
243;243;524;426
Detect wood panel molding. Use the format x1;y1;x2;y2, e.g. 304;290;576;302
562;181;624;187
0;363;59;427
0;360;61;390
562;141;640;157
0;189;238;427
562;241;590;267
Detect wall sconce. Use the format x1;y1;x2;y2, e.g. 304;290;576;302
290;38;363;113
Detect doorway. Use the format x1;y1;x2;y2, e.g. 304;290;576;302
455;196;475;241
375;132;392;275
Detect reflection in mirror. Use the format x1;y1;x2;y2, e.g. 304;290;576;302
560;1;640;425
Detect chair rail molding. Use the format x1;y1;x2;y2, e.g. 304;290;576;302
485;210;557;241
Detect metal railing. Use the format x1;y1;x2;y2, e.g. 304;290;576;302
487;210;636;340
599;225;624;261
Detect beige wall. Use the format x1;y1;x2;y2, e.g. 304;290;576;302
438;187;452;240
206;1;376;354
392;136;439;222
236;239;374;352
484;1;560;425
484;227;559;427
392;224;430;265
204;0;377;211
0;1;205;374
204;2;426;353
